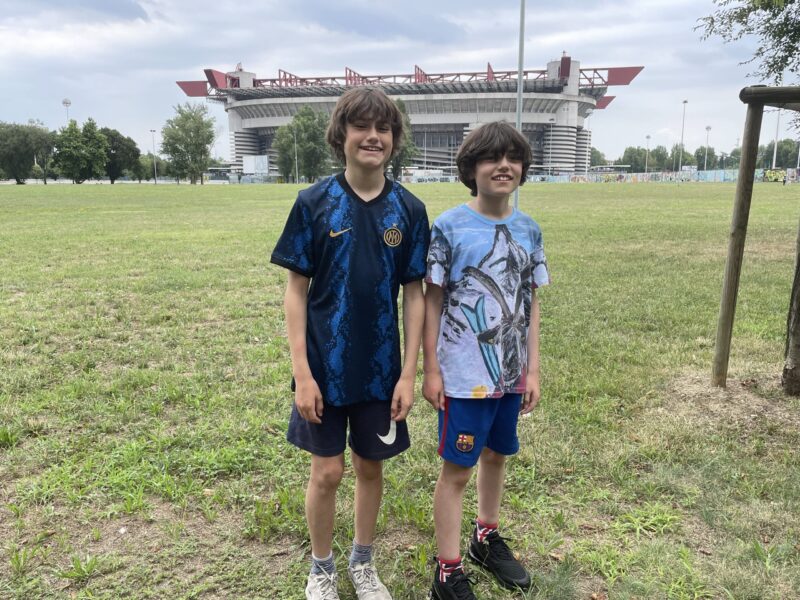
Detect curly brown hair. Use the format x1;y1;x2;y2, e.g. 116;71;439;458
456;121;532;196
326;87;404;165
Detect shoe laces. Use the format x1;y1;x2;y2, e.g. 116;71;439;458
448;571;477;600
312;570;339;600
485;532;516;561
350;562;381;592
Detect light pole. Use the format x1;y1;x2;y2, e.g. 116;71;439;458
513;0;525;208
62;98;71;123
773;108;781;169
150;129;158;184
292;127;299;183
645;134;651;173
678;100;688;172
704;125;711;171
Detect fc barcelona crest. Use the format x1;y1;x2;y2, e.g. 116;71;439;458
384;226;402;247
455;433;475;453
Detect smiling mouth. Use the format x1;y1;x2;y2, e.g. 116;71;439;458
360;145;383;152
492;175;514;181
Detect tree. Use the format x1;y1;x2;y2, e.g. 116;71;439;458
694;146;718;170
648;145;669;171
389;99;417;180
273;124;298;181
0;123;35;184
160;103;215;184
620;146;647;173
55;119;108;184
28;120;57;185
669;143;695;170
274;106;330;182
100;128;140;184
590;147;606;167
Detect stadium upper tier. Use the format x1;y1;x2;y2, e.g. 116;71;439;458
178;55;642;176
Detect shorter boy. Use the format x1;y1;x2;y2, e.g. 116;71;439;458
423;122;549;598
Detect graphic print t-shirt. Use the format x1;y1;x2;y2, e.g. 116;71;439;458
426;204;549;399
271;174;430;406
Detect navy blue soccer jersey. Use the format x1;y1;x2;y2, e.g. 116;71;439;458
271;173;430;407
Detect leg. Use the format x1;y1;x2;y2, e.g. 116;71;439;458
476;447;506;525
306;453;345;558
434;460;473;560
351;451;383;547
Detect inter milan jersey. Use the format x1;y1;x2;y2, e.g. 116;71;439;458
426;204;549;399
271;173;430;407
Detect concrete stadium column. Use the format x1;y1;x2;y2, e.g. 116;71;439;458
575;128;591;173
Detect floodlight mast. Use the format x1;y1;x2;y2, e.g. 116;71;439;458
513;0;525;209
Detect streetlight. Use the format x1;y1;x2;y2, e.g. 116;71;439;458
704;125;711;171
292;127;299;183
150;129;158;184
513;0;525;209
645;134;651;173
62;98;71;123
773;108;781;169
678;100;688;172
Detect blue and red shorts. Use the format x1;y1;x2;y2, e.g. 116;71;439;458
438;393;522;467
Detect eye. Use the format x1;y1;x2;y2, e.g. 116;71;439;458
377;124;391;133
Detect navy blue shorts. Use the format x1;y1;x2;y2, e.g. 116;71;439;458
287;400;410;460
438;393;522;467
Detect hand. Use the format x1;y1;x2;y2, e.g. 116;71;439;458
521;371;541;415
422;370;445;411
391;376;415;421
294;375;324;424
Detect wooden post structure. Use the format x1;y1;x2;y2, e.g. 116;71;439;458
711;100;764;387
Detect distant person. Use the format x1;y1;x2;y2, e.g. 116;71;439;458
271;87;429;600
423;121;549;599
784;174;788;186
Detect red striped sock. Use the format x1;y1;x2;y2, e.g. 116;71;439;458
437;556;463;582
475;518;498;543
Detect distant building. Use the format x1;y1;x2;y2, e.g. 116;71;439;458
178;54;642;176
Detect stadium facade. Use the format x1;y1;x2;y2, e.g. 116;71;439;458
177;55;642;177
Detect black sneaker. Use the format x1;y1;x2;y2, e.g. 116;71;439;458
429;563;477;600
468;530;531;590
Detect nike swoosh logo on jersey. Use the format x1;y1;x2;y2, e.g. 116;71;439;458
377;420;397;445
329;228;352;238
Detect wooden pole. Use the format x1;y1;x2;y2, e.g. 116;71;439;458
712;101;764;387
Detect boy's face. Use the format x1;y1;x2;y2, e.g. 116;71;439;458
343;119;393;173
473;153;523;200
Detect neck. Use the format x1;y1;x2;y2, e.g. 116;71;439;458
344;167;385;201
469;194;513;220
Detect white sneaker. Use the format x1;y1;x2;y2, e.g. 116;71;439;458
348;561;392;600
306;570;340;600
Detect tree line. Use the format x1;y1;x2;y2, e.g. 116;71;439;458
591;139;799;173
0;103;217;184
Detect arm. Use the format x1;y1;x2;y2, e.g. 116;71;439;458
391;279;425;421
521;290;541;414
284;270;324;423
422;283;446;411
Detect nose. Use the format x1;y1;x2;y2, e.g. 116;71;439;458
497;155;511;170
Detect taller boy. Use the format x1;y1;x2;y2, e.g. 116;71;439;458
424;122;549;599
271;88;429;600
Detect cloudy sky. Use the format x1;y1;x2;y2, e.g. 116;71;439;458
0;0;795;161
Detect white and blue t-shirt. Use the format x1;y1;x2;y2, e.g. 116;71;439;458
426;204;549;399
271;174;430;407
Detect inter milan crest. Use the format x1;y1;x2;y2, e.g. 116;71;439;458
455;433;475;453
383;225;402;247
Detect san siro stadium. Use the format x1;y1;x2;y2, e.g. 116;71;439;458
177;54;642;179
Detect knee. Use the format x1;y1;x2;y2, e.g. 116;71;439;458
480;448;506;468
440;463;472;489
352;455;382;483
311;461;344;491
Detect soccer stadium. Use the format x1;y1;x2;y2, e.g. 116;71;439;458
177;54;643;178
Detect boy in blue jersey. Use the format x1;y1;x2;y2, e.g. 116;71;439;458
423;122;549;599
271;87;429;600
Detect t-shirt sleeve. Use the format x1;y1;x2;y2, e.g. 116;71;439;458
401;200;430;284
270;196;315;277
531;227;549;289
425;222;451;287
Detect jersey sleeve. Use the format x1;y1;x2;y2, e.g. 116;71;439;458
270;195;316;277
401;200;431;284
425;222;452;288
531;226;549;289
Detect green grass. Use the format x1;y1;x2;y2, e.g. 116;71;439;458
1;182;799;599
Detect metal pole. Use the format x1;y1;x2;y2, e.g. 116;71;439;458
679;100;688;172
712;102;764;387
773;108;781;169
513;0;525;209
293;127;299;183
150;129;157;185
705;125;711;171
645;134;650;173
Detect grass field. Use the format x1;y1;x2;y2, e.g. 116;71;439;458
1;182;799;599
